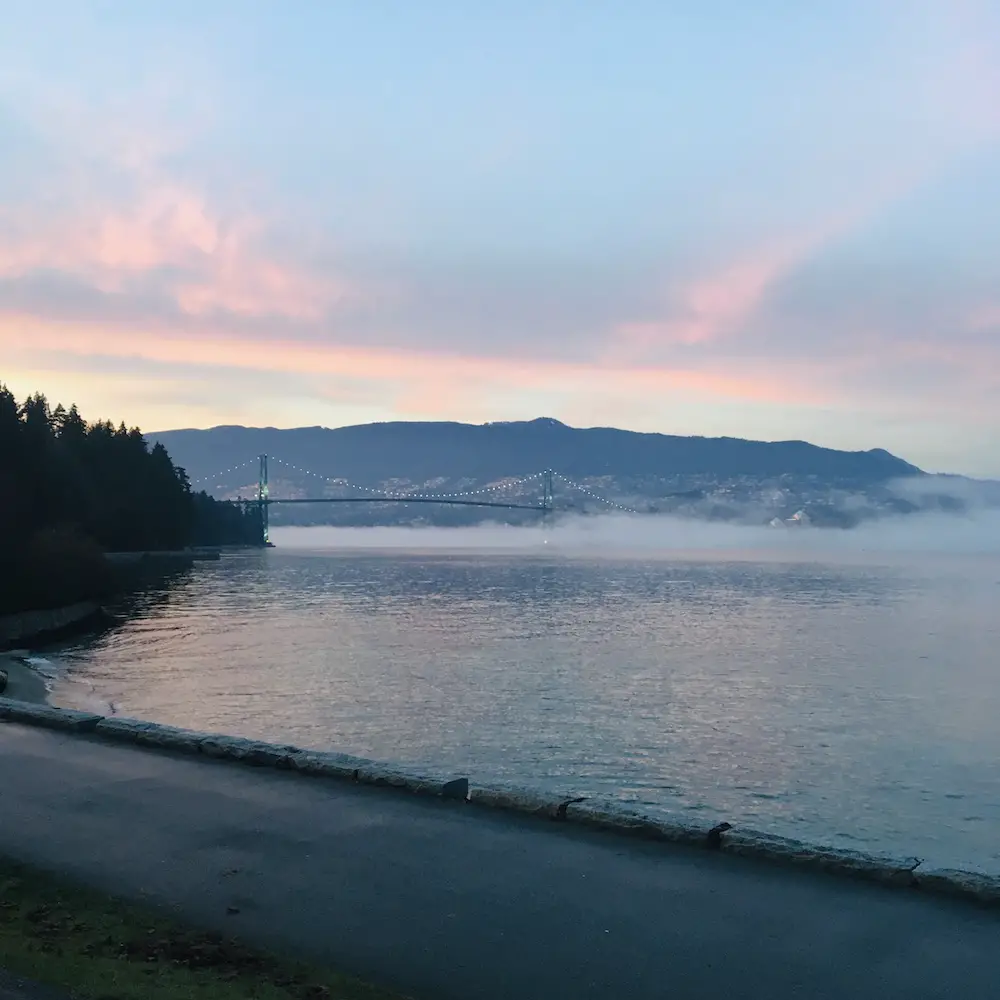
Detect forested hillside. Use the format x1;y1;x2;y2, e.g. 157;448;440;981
152;417;921;488
0;385;261;615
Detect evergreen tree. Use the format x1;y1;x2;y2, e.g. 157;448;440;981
0;384;264;615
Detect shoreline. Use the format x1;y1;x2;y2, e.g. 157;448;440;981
0;548;243;651
0;693;998;908
0;654;50;705
0;601;105;651
3;723;997;1000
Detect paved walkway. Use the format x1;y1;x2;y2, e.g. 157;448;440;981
0;722;997;1000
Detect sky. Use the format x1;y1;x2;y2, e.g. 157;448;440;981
1;1;999;476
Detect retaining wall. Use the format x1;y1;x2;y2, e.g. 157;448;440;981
1;695;997;908
0;602;102;649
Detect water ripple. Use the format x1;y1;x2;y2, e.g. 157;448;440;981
46;546;1000;875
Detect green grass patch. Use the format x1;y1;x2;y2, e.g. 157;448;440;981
0;856;408;1000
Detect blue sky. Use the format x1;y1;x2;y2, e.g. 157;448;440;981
2;1;999;474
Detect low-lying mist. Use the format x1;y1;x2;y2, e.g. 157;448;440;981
271;508;1000;558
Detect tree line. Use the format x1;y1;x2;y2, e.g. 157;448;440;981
0;386;263;615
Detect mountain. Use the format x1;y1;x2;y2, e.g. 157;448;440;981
150;417;921;491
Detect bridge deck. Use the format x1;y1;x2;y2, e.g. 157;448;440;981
236;497;548;512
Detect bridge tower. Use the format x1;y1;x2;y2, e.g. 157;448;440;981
258;454;270;545
542;468;554;528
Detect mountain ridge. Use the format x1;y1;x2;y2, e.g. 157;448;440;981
149;418;923;487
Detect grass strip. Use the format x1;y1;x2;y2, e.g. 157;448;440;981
0;856;407;1000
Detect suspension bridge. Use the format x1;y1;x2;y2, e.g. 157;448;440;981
193;455;645;545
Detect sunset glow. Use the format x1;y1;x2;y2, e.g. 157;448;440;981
2;1;999;474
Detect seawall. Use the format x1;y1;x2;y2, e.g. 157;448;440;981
103;549;215;566
0;694;997;909
0;550;215;650
0;602;104;650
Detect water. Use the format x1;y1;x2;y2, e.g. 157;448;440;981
46;521;1000;874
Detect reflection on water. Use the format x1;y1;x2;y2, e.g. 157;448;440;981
50;536;1000;874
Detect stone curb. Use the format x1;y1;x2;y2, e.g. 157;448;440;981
469;788;1000;904
0;699;466;800
3;696;1000;907
468;787;1000;907
0;699;104;732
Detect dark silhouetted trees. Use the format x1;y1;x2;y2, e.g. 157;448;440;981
0;386;262;615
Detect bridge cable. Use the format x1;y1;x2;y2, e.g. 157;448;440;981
552;473;640;514
207;457;639;512
269;456;546;499
189;459;257;488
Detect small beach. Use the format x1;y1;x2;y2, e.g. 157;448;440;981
0;654;48;706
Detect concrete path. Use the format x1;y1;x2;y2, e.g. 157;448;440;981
0;722;996;1000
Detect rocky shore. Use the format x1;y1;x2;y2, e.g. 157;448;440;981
0;602;104;651
0;601;106;709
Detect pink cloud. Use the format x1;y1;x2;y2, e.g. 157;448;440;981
2;314;841;412
604;219;862;367
606;158;996;372
611;244;808;355
0;184;345;322
3;26;997;440
0;86;348;326
599;2;1000;376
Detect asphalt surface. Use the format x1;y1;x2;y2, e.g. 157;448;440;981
0;722;997;1000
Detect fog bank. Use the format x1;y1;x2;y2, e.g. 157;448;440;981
271;509;1000;558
